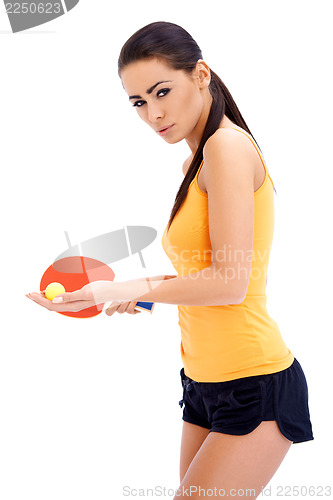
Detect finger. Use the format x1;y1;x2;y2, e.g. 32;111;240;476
126;301;141;314
105;301;120;316
112;303;127;313
27;292;53;310
105;301;141;316
105;307;115;317
105;301;124;316
116;301;141;315
52;289;88;304
27;292;97;312
117;302;133;314
50;299;97;312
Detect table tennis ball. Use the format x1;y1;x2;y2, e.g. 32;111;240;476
45;282;66;301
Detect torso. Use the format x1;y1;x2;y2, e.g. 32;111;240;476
183;124;266;194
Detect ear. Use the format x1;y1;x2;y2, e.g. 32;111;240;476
195;59;211;89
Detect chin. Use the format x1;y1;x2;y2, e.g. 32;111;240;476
162;130;185;144
163;136;183;145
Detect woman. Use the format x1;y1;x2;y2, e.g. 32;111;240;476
27;21;314;499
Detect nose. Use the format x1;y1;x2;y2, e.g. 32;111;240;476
147;101;164;124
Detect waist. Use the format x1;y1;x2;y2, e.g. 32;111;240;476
178;294;270;325
177;296;293;381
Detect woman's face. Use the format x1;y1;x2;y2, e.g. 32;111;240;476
120;57;210;144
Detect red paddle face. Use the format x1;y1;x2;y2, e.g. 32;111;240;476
40;256;115;318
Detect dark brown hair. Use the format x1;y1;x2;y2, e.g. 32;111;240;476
118;21;276;231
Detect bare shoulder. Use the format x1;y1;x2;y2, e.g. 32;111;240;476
182;153;194;176
182;127;252;176
200;127;258;196
203;126;256;159
202;127;258;185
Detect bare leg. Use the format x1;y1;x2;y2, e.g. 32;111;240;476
174;420;292;500
179;421;210;482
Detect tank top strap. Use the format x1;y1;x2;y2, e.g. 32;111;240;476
190;129;275;192
225;127;275;190
190;159;204;186
196;159;204;177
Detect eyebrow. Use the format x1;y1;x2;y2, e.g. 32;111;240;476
129;80;172;100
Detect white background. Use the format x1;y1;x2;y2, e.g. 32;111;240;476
0;1;332;499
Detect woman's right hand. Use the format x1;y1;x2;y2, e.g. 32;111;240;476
105;301;141;316
104;274;176;317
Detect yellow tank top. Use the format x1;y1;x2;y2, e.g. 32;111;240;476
161;127;294;382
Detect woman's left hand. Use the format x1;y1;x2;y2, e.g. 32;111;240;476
26;281;120;313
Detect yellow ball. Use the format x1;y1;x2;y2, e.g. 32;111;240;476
45;282;66;301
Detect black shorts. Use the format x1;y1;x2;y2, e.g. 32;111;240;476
179;358;314;444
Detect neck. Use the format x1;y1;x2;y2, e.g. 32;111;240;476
185;94;236;155
185;91;213;155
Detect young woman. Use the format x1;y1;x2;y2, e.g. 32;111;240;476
27;21;314;499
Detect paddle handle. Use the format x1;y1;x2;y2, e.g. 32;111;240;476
135;301;155;313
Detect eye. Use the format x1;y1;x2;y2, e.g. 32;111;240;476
157;88;170;97
131;88;171;108
132;100;145;108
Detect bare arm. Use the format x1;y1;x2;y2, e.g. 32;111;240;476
137;274;177;282
116;265;242;306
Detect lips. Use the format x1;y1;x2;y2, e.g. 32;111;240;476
157;124;174;135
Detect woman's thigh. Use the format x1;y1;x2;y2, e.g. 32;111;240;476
175;420;292;500
179;420;210;483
